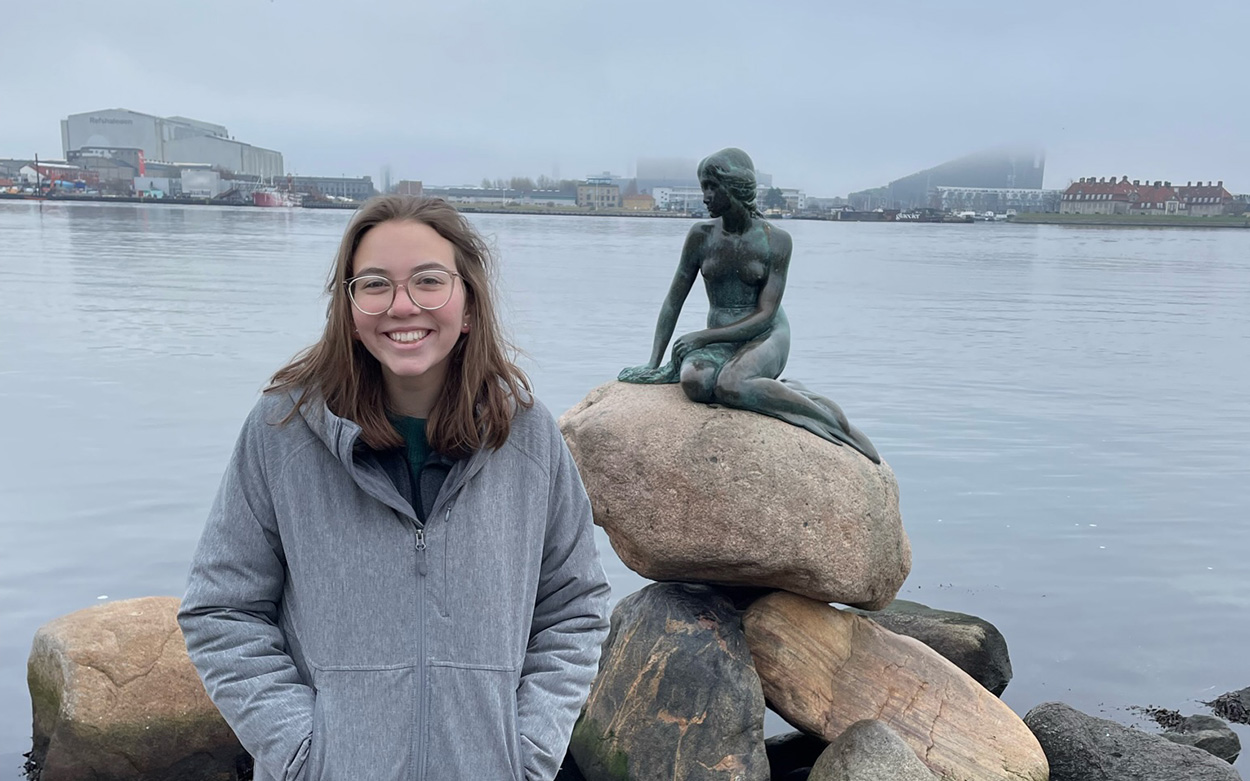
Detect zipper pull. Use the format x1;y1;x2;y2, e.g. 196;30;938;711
415;526;426;551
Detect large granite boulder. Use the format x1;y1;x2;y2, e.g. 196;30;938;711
846;600;1013;696
742;591;1048;781
808;720;936;781
1024;702;1241;781
559;382;910;609
1162;715;1241;764
27;596;246;781
569;583;770;781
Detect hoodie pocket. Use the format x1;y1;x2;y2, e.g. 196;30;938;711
308;664;418;781
424;662;521;781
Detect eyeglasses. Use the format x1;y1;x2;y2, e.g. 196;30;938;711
344;269;461;315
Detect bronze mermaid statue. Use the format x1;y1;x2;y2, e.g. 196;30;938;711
619;147;880;464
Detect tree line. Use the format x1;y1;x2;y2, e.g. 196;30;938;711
478;176;582;196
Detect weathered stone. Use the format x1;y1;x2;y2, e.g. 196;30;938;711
1206;686;1250;725
742;591;1047;781
1162;714;1241;763
847;600;1012;696
764;731;826;781
27;596;246;781
808;720;936;781
569;583;769;781
1024;701;1241;781
559;382;910;609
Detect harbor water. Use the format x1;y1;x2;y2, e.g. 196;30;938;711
1;201;1248;772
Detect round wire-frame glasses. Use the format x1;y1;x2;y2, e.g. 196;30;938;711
343;269;462;315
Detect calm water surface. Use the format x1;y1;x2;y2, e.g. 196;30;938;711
1;202;1248;771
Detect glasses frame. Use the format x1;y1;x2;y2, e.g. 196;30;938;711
343;269;462;316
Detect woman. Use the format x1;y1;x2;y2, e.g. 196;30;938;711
619;148;880;463
179;196;611;781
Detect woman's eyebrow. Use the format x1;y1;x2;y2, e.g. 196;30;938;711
353;261;452;276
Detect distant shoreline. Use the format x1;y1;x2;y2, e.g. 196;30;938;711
7;193;1249;229
1009;213;1250;229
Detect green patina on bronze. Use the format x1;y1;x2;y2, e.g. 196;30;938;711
619;147;880;463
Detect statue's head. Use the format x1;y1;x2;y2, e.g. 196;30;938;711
697;147;761;216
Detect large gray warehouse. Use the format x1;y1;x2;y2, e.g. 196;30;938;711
61;108;283;178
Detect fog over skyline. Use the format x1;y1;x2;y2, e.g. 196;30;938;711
3;1;1247;195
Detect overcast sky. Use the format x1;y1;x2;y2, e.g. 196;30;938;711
4;1;1247;195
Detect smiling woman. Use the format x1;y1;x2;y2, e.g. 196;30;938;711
175;195;611;781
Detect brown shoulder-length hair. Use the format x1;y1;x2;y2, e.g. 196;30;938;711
268;195;531;458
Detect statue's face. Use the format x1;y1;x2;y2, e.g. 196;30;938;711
701;176;733;217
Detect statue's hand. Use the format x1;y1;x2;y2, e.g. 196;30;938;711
618;362;678;384
671;331;709;364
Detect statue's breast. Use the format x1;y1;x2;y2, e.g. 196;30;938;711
702;233;770;288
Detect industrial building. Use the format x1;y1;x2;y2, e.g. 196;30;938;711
861;147;1047;211
61;108;283;178
933;185;1061;214
279;175;376;201
577;175;621;209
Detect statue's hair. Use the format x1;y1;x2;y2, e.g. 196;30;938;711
697;147;762;217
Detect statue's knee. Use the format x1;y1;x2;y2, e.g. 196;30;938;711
681;372;715;403
713;376;744;407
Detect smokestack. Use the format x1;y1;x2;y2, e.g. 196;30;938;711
1164;181;1171;187
1218;180;1223;188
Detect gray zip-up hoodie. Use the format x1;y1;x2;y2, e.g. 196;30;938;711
178;390;611;781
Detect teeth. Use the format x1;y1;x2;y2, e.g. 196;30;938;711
387;330;428;344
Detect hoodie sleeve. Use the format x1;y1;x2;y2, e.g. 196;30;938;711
177;400;315;781
515;416;612;781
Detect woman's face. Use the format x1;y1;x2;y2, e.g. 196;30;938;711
349;219;470;414
701;175;734;217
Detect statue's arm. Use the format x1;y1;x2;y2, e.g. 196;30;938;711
642;228;703;367
701;230;793;345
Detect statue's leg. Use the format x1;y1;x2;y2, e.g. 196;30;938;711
712;336;880;463
679;354;719;404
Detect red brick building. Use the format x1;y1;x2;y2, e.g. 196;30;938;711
1061;176;1234;216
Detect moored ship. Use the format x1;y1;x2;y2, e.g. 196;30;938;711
252;188;297;207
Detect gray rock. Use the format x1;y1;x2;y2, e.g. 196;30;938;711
569;583;770;781
1207;686;1250;725
1024;701;1241;781
764;731;826;780
847;599;1012;696
808;720;935;781
559;381;911;609
27;597;246;781
1162;715;1241;764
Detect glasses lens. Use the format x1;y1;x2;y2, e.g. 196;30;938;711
348;276;395;315
408;270;454;310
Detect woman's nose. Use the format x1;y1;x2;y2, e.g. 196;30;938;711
388;284;420;315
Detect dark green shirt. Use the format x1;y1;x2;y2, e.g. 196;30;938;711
390;415;430;518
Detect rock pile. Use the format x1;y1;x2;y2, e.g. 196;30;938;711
560;381;1048;781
